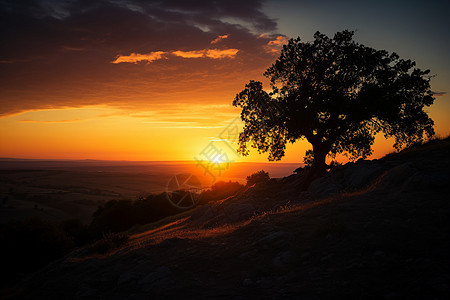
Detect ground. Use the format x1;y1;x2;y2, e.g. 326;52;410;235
3;138;450;299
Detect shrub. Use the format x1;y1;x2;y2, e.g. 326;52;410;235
199;181;244;204
293;166;304;174
246;170;270;186
89;194;182;238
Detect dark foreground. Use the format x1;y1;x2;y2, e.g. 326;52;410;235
3;139;450;299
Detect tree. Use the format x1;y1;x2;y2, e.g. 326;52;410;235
233;30;435;180
246;170;270;186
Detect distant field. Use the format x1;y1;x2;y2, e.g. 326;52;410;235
0;159;301;224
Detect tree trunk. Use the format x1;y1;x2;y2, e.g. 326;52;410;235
299;143;329;191
311;143;328;174
308;145;328;182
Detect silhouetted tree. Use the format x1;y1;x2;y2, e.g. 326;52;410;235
246;170;270;186
89;194;182;237
233;30;435;181
199;180;244;204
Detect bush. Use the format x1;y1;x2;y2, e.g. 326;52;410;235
246;170;270;186
199;181;244;204
88;232;129;255
89;194;182;238
293;166;304;174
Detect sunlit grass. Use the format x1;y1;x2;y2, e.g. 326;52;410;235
122;197;340;254
69;188;368;261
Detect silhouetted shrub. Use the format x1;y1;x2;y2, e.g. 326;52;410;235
89;180;247;236
199;180;244;204
293;166;304;174
89;193;182;237
88;232;129;254
246;170;270;186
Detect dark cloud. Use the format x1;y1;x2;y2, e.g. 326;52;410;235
0;0;282;116
0;0;277;57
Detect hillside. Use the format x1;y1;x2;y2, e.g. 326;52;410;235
4;138;450;299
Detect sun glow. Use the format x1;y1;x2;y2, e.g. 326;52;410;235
212;155;225;164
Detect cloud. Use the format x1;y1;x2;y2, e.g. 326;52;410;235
129;103;238;128
264;35;288;53
172;50;206;59
205;49;239;59
268;35;288;46
172;48;239;59
432;91;447;96
211;34;230;44
112;48;240;63
20;119;83;123
8;103;238;129
140;121;225;129
0;0;279;116
112;51;167;64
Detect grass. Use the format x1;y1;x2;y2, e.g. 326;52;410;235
127;207;195;235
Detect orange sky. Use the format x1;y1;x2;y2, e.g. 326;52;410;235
0;0;449;163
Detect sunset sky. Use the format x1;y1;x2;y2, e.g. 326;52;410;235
1;0;449;163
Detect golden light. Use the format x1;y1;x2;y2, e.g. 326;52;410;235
212;155;224;164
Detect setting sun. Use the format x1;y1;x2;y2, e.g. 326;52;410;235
212;156;225;164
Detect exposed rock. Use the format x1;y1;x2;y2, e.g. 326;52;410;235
373;163;419;191
341;160;384;188
307;160;385;198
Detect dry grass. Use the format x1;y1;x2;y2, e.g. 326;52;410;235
121;195;339;255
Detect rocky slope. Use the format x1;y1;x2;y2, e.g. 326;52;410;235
4;138;450;299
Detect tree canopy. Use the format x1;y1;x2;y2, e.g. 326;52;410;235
233;30;435;174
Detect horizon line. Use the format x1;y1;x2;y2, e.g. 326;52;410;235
0;157;303;164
